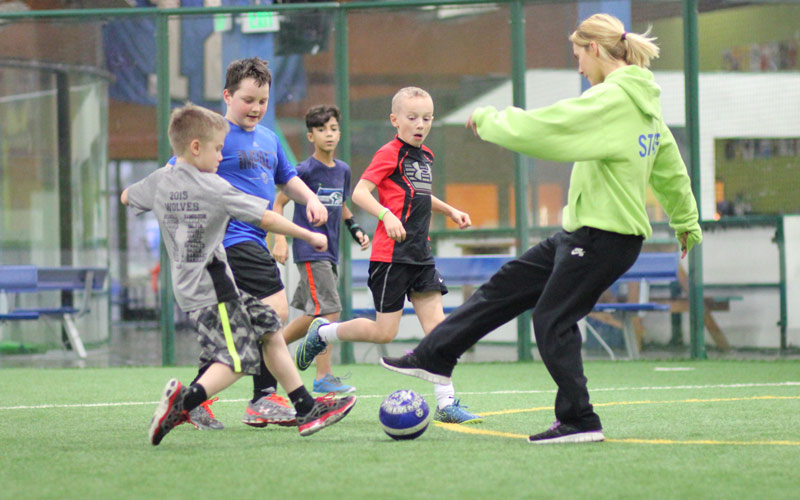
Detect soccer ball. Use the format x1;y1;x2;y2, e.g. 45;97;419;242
379;389;431;440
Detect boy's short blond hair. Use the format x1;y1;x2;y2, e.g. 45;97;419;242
391;87;432;114
168;103;229;157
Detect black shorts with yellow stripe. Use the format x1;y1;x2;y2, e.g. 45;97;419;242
188;291;281;375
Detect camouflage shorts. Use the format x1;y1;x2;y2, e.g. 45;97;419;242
189;292;282;375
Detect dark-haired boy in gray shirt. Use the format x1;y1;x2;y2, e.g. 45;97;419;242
122;103;356;446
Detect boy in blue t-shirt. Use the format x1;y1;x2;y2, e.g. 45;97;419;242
184;57;330;431
272;105;370;394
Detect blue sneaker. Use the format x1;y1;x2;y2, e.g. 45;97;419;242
313;373;356;395
295;317;329;371
433;399;483;424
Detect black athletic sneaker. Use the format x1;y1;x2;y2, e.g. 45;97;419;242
380;352;452;385
528;420;605;444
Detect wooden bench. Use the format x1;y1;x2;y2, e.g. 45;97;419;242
653;266;736;351
587;253;678;359
0;266;108;358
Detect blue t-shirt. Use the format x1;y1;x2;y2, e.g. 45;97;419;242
166;121;296;251
218;121;297;250
291;156;351;264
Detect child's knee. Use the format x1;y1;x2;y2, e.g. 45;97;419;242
371;315;401;343
373;327;399;344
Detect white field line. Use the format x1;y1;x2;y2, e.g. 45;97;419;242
1;381;798;411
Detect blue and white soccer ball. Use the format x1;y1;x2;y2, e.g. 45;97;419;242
379;389;431;440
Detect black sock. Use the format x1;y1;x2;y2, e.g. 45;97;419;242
252;357;278;403
191;364;210;385
182;383;208;413
288;386;314;416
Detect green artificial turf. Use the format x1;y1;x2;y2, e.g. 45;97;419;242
1;360;798;499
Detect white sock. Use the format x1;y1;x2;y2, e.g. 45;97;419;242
434;382;456;410
318;323;340;345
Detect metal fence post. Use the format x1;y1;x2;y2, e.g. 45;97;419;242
511;0;533;361
682;0;706;359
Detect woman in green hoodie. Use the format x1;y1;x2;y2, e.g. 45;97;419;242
381;13;703;444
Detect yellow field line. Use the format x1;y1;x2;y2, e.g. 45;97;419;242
436;395;800;446
480;406;553;416
606;438;800;446
479;395;800;417
435;423;529;439
594;395;800;407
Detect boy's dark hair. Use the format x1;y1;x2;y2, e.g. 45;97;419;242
305;105;341;131
224;57;272;95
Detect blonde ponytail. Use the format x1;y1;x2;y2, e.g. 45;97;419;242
569;13;660;68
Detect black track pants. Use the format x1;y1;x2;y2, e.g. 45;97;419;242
415;227;643;428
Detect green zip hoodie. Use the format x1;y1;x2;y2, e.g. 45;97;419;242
472;65;702;251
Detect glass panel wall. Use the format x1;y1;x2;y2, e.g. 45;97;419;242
0;16;110;351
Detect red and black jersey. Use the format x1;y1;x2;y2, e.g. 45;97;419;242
361;136;435;264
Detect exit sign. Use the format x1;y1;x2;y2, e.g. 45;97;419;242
213;14;232;32
240;12;280;33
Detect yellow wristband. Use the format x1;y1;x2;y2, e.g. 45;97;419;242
378;207;390;221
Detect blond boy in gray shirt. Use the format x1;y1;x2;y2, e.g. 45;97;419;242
122;103;356;445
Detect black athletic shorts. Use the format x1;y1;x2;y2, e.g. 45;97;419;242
367;262;448;313
225;241;284;300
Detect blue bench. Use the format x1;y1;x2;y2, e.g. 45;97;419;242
0;266;108;358
351;256;514;316
0;266;40;321
350;253;679;360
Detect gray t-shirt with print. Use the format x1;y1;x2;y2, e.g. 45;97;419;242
126;162;269;312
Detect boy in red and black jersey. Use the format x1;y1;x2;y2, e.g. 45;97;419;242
295;87;483;424
364;135;435;264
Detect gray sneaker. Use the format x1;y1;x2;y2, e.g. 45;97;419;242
297;394;357;437
295;317;329;371
148;378;189;446
187;397;224;430
241;389;297;428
